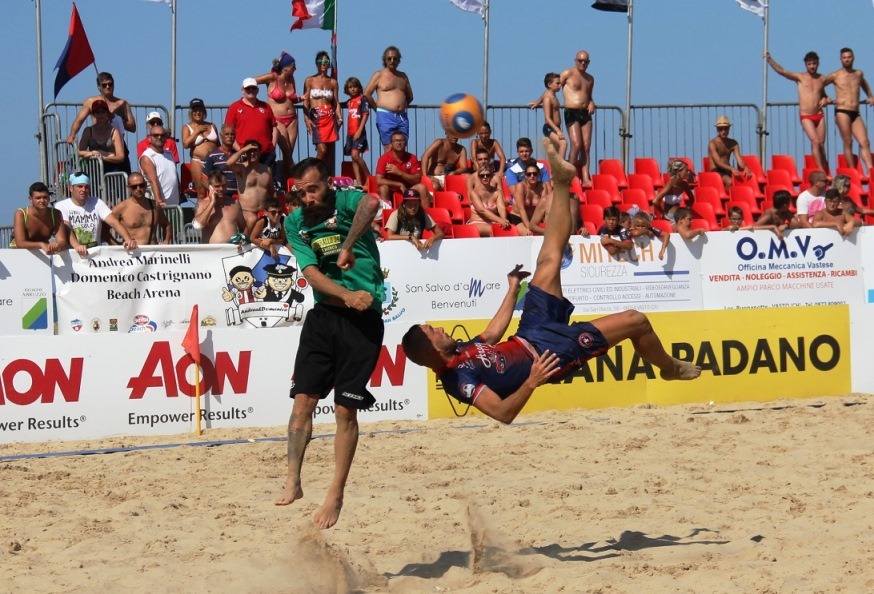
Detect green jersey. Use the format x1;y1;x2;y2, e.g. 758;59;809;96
285;188;383;311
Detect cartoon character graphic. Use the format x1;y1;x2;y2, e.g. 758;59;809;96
221;265;265;305
263;263;307;321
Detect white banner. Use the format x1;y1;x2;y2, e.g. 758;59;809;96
53;245;312;334
555;234;704;314
0;249;55;336
0;324;425;444
859;227;874;304
700;229;864;309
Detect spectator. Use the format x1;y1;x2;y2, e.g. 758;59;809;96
561;50;596;184
110;172;172;245
225;77;277;169
139;125;180;206
724;206;746;232
794;170;829;228
813;189;861;237
384;188;443;250
66;72;134;174
136;112;179;162
202;125;239;202
251;196;288;258
708;116;751;192
375;132;431;207
193;170;245;244
11;181;68;253
468;165;510;237
342;76;371;186
532;73;567;157
750;190;793;240
823;48;874;174
833;173;874;218
364;45;413;150
470;122;506;178
629;211;669;260
506;137;551;188
599;205;633;257
511;162;553;236
55;172;136;256
466;147;493;198
76;99;126;174
654;159;695;221
766;51;830;173
181;98;218;200
227;139;274;236
304;51;341;170
255;52;304;185
672;207;706;241
421;133;470;190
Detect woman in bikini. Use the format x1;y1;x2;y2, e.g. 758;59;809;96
468;165;510;237
255;52;304;185
511;163;552;236
77;99;126;174
181;98;218;199
304;51;341;169
11;181;69;253
470;121;507;178
653;159;695;221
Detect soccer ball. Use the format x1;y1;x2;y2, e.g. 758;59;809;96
440;93;484;139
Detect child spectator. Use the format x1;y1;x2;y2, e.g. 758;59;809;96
11;182;69;253
598;205;633;257
724;206;746;232
673;207;706;240
343;77;370;186
251;197;287;258
629;211;669;260
384;188;444;250
538;73;567;157
813;189;860;238
470;121;507;178
750;190;793;240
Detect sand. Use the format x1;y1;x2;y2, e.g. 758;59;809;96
2;395;872;593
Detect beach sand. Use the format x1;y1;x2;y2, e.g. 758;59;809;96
2;395;872;593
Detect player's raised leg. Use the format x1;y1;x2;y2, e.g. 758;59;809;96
275;394;317;506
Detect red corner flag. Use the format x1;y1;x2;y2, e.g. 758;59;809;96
53;3;96;98
182;305;201;364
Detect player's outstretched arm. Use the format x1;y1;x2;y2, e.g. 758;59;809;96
480;265;529;344
473;350;561;424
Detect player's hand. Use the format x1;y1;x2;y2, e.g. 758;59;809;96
337;247;355;270
507;264;529;287
344;290;373;311
527;350;561;388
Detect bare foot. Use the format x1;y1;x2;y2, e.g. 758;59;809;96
274;478;304;506
313;495;343;529
660;357;701;381
541;138;576;184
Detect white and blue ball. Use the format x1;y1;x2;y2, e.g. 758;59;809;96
440;93;484;139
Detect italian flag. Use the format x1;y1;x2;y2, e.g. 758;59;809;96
291;0;336;31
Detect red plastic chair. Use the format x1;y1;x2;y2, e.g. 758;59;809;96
366;176;379;194
382;208;396;232
580;204;605;229
179;163;199;199
650;219;673;234
433;191;465;224
582;221;598;235
697;171;729;201
591;174;621;203
633;157;665;189
725;200;755;225
691;201;719;229
694;186;727;217
700;156;711;173
598;159;629;189
729;185;762;215
491;223;520;237
764;184;794;203
443;174;471;205
627;173;656;201
451;223;481;239
690;218;711;232
536;158;552;176
733;172;764;199
766;169;798;195
836;154;868;183
741;154;768;188
621;188;651;213
771;154;802;185
570;177;585;200
583;188;613;209
426;207;454;237
803;154;831;176
340;161;356;179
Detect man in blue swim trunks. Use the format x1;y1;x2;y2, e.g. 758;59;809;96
402;139;700;424
364;46;413;150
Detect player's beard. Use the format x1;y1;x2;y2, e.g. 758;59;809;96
301;190;337;227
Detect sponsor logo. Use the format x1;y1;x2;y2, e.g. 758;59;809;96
129;315;158;333
91;319;101;332
578;332;594;348
21;296;49;330
70;318;82;332
341;391;364;401
462;384;476;400
735;235;833;262
109;318;118;332
0;358;84;405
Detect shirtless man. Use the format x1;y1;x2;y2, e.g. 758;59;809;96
766;51;830;172
823;48;874;173
561;50;596;183
111;173;172;245
66;72;135;173
11;182;69;253
227;139;274;236
708;116;750;193
813;189;861;238
421;133;470;190
364;46;414;150
193;171;245;243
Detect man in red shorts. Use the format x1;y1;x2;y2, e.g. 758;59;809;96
401;139;700;424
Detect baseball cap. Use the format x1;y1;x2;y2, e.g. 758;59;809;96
189;98;205;110
403;188;421;200
146;111;163;124
90;99;108;112
242;77;258;89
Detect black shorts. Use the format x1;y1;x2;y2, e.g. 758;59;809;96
564;107;592;128
289;303;384;409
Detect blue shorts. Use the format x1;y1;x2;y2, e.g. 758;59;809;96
515;284;609;371
376;108;409;145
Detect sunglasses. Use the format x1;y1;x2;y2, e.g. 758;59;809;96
129;183;147;189
317;59;331;65
386;56;400;62
151;133;167;138
576;59;591;64
479;174;491;179
525;171;539;177
267;210;282;215
100;82;114;88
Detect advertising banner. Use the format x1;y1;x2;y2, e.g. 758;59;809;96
0;249;55;336
859;227;874;304
700;229;864;309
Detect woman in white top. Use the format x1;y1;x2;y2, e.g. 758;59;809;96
181;98;218;199
653;159;695;221
303;51;341;165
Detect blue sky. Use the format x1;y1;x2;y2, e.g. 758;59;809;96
2;0;874;219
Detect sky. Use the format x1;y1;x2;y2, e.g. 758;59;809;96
2;0;874;220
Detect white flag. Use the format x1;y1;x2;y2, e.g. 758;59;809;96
449;0;486;17
736;0;766;18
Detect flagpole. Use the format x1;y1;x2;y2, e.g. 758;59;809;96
759;1;770;163
35;0;47;184
622;0;634;169
483;1;490;110
195;364;202;436
170;0;177;138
